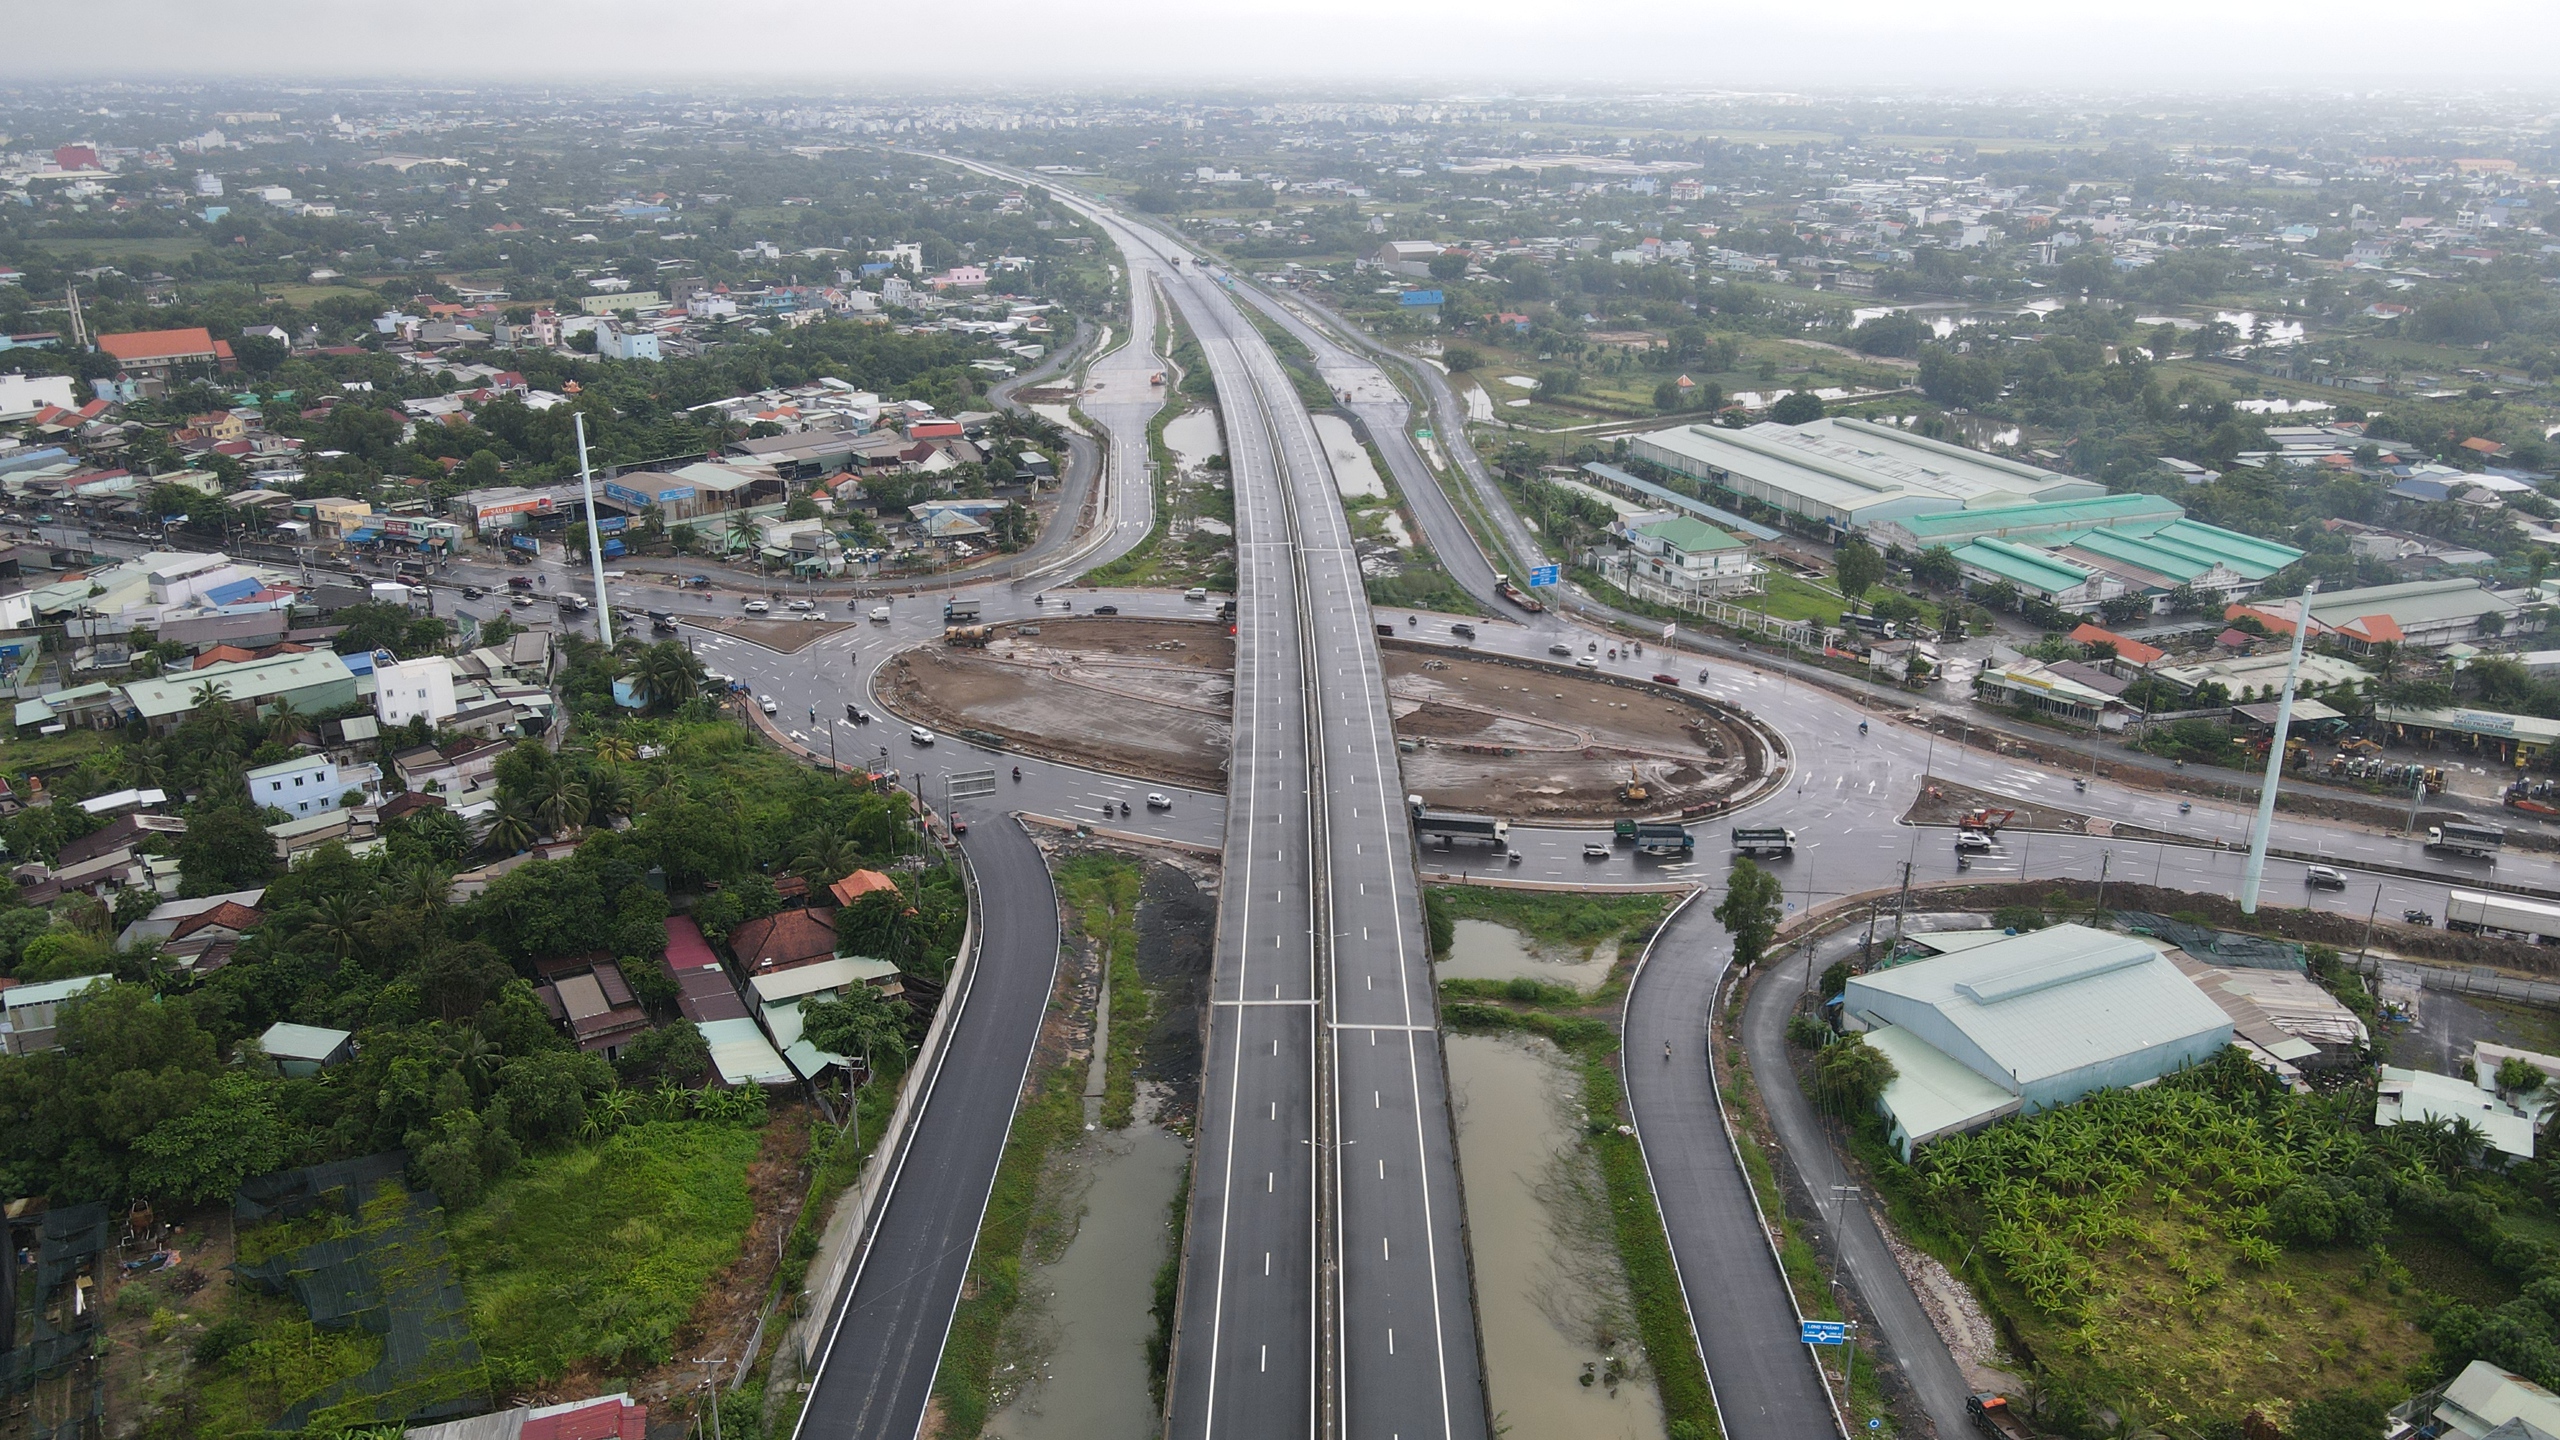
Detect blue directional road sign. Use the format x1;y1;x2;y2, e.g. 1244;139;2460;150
1801;1320;1848;1346
1526;564;1561;587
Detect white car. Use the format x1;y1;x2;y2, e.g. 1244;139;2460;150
758;695;779;716
1145;792;1173;810
1954;829;1995;852
787;599;813;611
808;610;828;622
870;606;892;622
1575;654;1598;669
910;725;936;745
744;599;771;614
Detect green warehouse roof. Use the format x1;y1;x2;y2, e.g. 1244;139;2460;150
1893;492;2181;542
122;651;358;721
2148;520;2302;578
2058;526;2220;584
1635;515;1744;553
1953;536;2094;594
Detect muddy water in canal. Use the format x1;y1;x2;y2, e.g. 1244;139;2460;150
1450;1029;1667;1440
1437;918;1622;993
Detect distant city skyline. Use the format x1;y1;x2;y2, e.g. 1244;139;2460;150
22;0;2560;87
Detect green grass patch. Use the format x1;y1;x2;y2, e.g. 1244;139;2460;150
451;1120;759;1385
30;235;207;262
932;1062;1086;1437
774;1072;904;1308
1751;573;1847;627
1241;304;1339;412
1426;886;1668;957
0;723;115;782
1059;854;1148;1129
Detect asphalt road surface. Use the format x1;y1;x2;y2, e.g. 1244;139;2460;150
794;816;1060;1440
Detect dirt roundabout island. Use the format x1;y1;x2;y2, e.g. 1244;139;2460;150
879;618;1780;823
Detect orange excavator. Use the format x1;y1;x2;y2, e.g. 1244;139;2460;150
1958;807;2017;833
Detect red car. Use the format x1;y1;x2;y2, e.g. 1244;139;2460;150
950;816;969;835
1651;673;1680;686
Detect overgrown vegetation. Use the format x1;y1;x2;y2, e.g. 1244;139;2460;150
1424;885;1669;957
452;1119;761;1386
931;1064;1086;1437
1858;1042;2560;1433
1059;854;1149;1129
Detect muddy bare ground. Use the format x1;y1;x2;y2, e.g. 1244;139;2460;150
1384;649;1766;821
883;618;1237;792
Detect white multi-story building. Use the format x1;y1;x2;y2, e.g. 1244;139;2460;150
375;657;458;727
1607;513;1763;603
246;754;350;815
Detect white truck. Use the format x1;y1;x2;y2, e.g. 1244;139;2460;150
2426;821;2506;860
2446;888;2560;945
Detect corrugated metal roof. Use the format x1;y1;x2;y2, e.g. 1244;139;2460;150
698;1017;794;1086
1845;925;2232;1090
258;1021;350;1061
1865;1025;2022;1148
1580;463;1783;541
1953;536;2093;592
1894;493;2178;539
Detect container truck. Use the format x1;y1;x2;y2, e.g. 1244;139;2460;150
1630;822;1693;856
2427;821;2507;859
1407;795;1509;848
1731;825;1798;858
2447;888;2560;945
1492;573;1546;613
943;597;982;623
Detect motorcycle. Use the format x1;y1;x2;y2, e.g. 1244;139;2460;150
1120;800;1132;817
2178;801;2193;814
1407;614;1417;627
1012;767;1022;782
2074;778;2087;793
1858;721;1868;736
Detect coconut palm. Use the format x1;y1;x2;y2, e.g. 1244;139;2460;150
536;773;589;836
584;768;632;825
263;696;306;747
444;1027;503;1096
309;890;370;961
792;828;861;884
590;733;638;766
630;643;698;711
390;861;453;923
482;798;538;856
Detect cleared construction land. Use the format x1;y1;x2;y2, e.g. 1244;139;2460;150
883;619;1771;822
881;617;1237;791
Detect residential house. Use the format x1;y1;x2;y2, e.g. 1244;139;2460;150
727;908;842;976
1;974;109;1055
246;753;355;815
1608;514;1763;602
95;327;229;382
534;959;652;1058
258;1022;353;1077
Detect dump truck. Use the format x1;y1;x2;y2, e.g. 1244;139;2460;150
1407;795;1508;849
2426;821;2506;859
1731;825;1797;858
2448;888;2560;945
1493;572;1545;613
1969;1393;2035;1440
1632;822;1693;856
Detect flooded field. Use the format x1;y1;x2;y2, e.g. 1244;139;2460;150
1437;919;1621;993
1449;1031;1665;1440
1163;408;1222;473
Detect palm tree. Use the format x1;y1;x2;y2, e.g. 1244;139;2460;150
536;773;589;836
263;696;306;747
123;738;169;789
792;829;860;884
390;862;453;923
188;681;238;741
631;644;698;711
309;891;370;962
725;511;758;557
585;769;632;825
444;1028;503;1097
590;733;637;766
482;798;538;856
638;767;689;810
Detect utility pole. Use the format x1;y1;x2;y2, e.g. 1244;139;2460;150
574;412;613;646
2094;849;2111;919
2241;579;2318;914
2358;883;2384;964
1891;861;1913;949
692;1356;728;1440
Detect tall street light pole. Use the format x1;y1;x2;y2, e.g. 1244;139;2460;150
2241;579;2318;914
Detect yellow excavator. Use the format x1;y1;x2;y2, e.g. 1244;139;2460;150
1618;765;1650;805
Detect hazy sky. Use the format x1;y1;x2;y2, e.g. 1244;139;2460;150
26;0;2560;87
